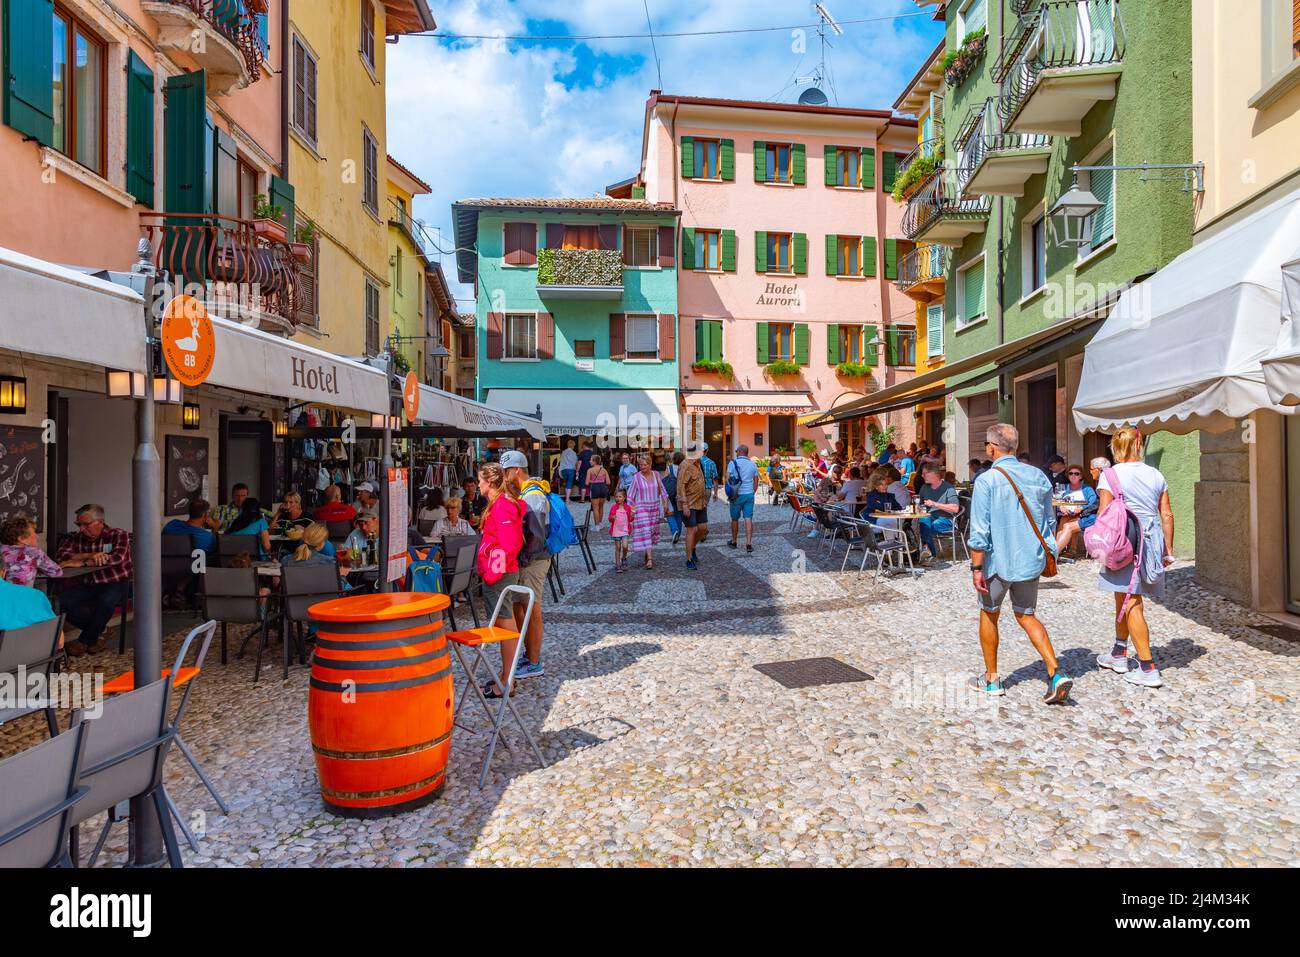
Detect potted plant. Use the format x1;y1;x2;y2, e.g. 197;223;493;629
690;358;735;379
253;194;288;243
764;358;801;378
835;360;874;378
798;438;818;457
290;218;316;264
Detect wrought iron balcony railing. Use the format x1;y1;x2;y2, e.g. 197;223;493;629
896;243;950;294
901;166;992;242
896;137;946;183
958;98;1052;193
149;1;267;81
390;202;430;258
141;211;305;329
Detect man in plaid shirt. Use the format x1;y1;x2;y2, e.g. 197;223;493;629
55;504;133;656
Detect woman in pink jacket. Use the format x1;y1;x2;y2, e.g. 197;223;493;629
475;463;527;698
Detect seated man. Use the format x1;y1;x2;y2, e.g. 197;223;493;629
213;483;249;532
835;465;866;505
916;465;961;564
0;576;56;631
54;504;133;656
342;515;380;559
162;498;217;605
353;482;380;520
313;484;357;524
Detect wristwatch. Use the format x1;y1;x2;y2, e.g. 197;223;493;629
970;564;984;572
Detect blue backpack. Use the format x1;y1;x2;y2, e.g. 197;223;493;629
544;492;576;554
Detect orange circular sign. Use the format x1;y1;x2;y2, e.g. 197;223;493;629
402;371;420;422
161;295;216;388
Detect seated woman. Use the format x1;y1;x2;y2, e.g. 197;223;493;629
430;494;474;541
272;491;312;533
812;464;842;505
417;488;447;526
284;522;349;590
836;465;866;506
1055;463;1098;557
865;469;906;541
226;497;272;560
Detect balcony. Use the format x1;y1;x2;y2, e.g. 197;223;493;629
896;243;950;302
996;0;1125;137
389;202;431;259
901;168;991;247
956;98;1052;198
141;212;306;335
535;248;624;300
142;1;267;95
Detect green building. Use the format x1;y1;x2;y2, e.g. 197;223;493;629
901;0;1200;553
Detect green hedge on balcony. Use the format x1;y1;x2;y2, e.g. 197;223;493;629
536;248;623;286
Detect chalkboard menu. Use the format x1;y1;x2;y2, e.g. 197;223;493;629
165;436;209;517
0;426;44;531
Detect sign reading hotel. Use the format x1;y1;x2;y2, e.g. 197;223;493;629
755;281;804;308
161;295;215;387
290;356;341;397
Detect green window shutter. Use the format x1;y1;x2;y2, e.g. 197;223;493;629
756;322;770;364
927;303;945;357
882;151;897;191
824;145;838;186
720;139;735;181
681;228;696;270
164;71;210;215
964;260;986;320
884;239;899;280
862;236;877;277
631;184;645;199
214;127;239;217
709;320;723;361
270;174;296;238
794;323;810;365
125;50;155;207
3;0;55;145
694;319;707;361
827;323;841;364
680;136;695;179
864;329;879;367
753;141;767;182
861;148;875;189
754;230;767;273
792;143;806;185
721;229;737;272
793;233;807;275
1090;149;1115;247
885;328;901;366
825;235;838;276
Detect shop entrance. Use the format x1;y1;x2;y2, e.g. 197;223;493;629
704;415;730;477
1024;374;1058;465
220;416;274;506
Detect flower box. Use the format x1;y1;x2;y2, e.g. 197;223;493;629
289;242;312;264
253;218;287;243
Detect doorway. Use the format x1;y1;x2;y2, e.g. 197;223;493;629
1025;374;1057;465
704;415;730;478
219;416;274;506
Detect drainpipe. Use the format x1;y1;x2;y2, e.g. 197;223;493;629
279;0;289;180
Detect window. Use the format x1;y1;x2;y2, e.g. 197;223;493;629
1023;211;1046;296
894;329;917;366
1081;146;1116;255
237;159;258;221
574;339;596;358
503;222;537;266
695;138;720;179
768;322;794;361
562;224;600;250
360;0;376;70
365;279;381;355
958;256;987;327
625;226;658;267
696;229;721;270
837;236;861;276
459;332;474;359
835;148;860;188
292;35;318;145
626;315;659;360
505;313;537;359
769;415;795;453
926;303;945;358
51;9;105;175
958;0;987;38
839;325;867;363
766;144;793;183
767;233;793;274
362;127;379;212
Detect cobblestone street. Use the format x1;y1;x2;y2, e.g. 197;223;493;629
5;498;1299;867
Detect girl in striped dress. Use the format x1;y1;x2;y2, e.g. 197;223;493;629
628;454;670;570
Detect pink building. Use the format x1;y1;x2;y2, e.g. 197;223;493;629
615;93;919;468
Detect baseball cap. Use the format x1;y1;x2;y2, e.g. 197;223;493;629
354;481;375;493
499;449;530;470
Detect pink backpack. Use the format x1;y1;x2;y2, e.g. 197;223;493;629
1084;467;1144;620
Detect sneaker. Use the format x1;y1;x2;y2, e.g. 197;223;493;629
919;551;935;566
685;557;698;571
1096;651;1131;673
514;659;544;681
1043;672;1073;704
806;529;819;539
727;540;737;548
975;675;1005;697
746;544;753;553
1124;664;1163;688
672;530;681;545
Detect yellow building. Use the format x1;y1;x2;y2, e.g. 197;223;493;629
286;0;435;357
386;154;434;378
892;39;949;449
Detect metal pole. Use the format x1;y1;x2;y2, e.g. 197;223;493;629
130;350;165;867
378;416;393;592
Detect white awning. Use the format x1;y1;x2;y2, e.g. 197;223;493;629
1074;187;1300;435
415;384;545;441
0;245;148;373
684;392;812;415
1260;257;1300;405
485;388;680;440
207;317;390;415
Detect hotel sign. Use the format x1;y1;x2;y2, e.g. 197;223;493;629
756;281;804;308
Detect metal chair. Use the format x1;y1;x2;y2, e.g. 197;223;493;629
932;505;971;562
0;614;65;736
325;519;354;544
162;533;201;613
416;518;436;537
573;507;596;573
546;554;564;600
447;584;547;788
68;677;184;868
0;721;88;867
203;566;268;665
810;504;846;555
217;534;256;567
441;538;481;632
787;492;816;533
277;562;344;681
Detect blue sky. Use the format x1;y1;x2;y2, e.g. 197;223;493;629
385;1;945;305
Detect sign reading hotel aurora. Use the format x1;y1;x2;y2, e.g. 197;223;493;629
756;281;804;308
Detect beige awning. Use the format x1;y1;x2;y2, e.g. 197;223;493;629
415;384;545;441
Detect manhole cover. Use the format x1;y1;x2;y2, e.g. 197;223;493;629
754;657;873;689
1250;624;1300;644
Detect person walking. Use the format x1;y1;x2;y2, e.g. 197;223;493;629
967;424;1072;704
1093;427;1175;688
726;444;760;553
664;451;684;545
677;444;709;570
608;488;633;571
559;439;579;503
628;453;670;570
586;454;610;526
501;449;549;681
576;441;594;503
700;444;719;502
474;462;527;699
617;452;637;494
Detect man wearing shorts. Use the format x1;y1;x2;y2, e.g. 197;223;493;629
968;423;1072;704
501;450;549;681
677;444;708;571
726;445;760;553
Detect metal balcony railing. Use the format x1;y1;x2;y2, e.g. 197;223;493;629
896;243;950;293
141;211;304;327
901;166;992;241
896;137;946;182
959;98;1052;185
1010;0;1039;15
390;202;430;258
158;1;267;79
997;0;1126;123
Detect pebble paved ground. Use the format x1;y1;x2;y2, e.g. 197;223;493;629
4;496;1299;867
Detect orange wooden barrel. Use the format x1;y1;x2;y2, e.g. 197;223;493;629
307;592;453;818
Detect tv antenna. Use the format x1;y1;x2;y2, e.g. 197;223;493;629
796;3;843;105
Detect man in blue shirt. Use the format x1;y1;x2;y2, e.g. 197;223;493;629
617;452;637;493
0;577;56;631
700;445;719;500
162;498;218;607
968;423;1072;704
726;445;761;553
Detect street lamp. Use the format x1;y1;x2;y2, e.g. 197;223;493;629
106;369;147;399
1049;178;1103;249
0;375;27;414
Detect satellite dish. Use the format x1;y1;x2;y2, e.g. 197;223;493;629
798;86;829;106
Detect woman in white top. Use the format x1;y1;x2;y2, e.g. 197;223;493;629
1094;426;1175;689
417;488;447;525
430;495;474;540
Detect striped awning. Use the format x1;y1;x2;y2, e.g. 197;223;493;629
683;392;811;416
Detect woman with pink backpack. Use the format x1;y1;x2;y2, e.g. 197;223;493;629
1088;427;1176;688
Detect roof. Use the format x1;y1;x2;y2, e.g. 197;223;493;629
384;0;435;35
387;154;432;194
649;92;915;123
893;38;947;113
425;261;458;320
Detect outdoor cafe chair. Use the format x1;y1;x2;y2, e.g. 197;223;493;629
810;504;847;555
932;505;971;563
68;677;184;868
547;554;565;601
0;721;88;868
99;620;226;852
217;533;258;567
0;614;65;736
416;517;436;537
573;507;596;573
441;538;481;632
162;533;201;614
447;584;547;789
787;492;816;533
276;563;344;682
837;516;913;582
204;565;269;666
325;519;354;544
